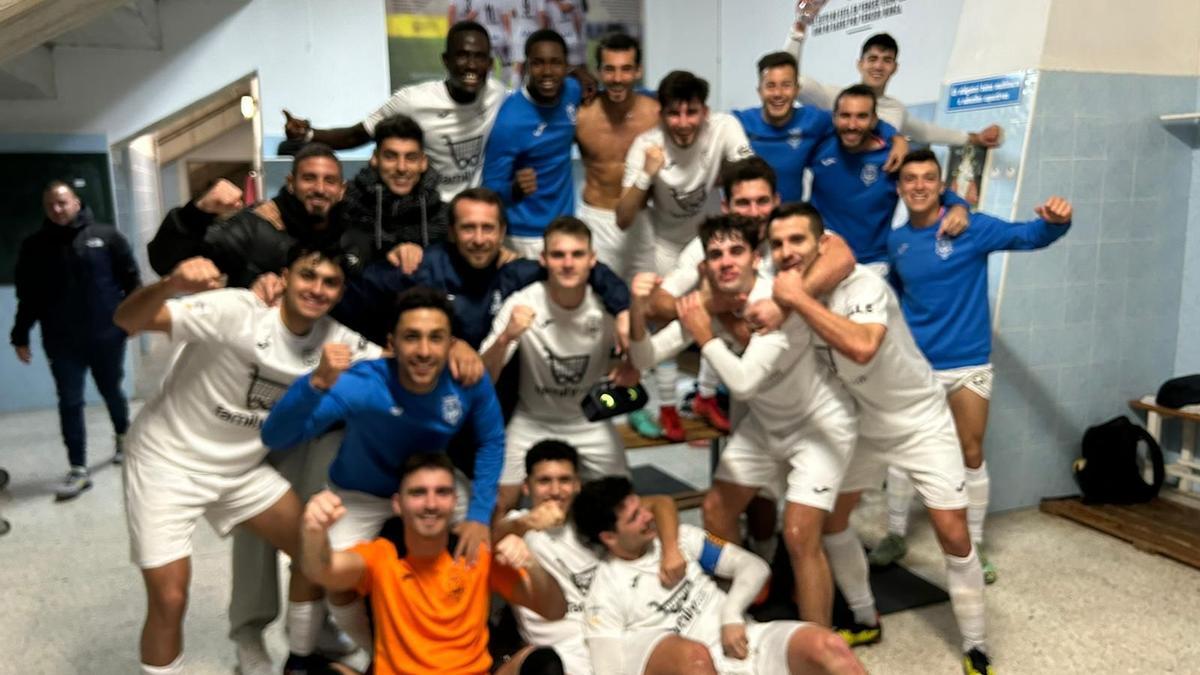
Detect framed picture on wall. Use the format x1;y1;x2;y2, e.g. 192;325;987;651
944;144;990;210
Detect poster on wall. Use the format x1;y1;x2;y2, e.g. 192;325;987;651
944;145;990;210
386;0;643;91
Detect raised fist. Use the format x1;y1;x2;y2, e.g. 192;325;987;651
505;305;536;341
1035;196;1072;224
169;257;225;294
195;178;245;217
644;145;666;176
303;490;346;532
630;272;662;302
283;109;312;140
311;343;352;391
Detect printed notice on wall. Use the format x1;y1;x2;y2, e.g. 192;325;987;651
947;74;1024;113
810;0;905;36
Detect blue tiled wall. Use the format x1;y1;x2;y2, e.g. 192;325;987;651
984;71;1197;509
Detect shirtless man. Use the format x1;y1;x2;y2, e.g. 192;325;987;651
574;32;659;281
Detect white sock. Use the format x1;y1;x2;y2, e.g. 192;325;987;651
141;654;184;675
945;546;987;653
965;462;990;546
823;529;877;626
656;360;678;407
885;465;914;537
286;599;326;657
328;599;373;655
697;358;719;398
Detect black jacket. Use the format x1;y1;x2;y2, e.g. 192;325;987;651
11;209;141;355
147;188;343;288
338;166;448;272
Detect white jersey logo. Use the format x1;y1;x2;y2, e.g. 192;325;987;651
441;395;464;425
935;236;954;260
567;104;578;123
670;186;708;215
860;164;879;186
445;134;484;170
85;237;105;248
533;122;548;137
821;157;838;166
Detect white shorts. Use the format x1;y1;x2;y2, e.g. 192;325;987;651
580;202;656;281
713;408;856;512
935;363;994;400
863;260;889;277
123;450;292;569
630;621;812;675
653;235;690;277
840;412;968;510
501;412;627;486
506;235;544;260
327;474;472;550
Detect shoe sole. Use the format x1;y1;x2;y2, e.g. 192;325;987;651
54;482;93;502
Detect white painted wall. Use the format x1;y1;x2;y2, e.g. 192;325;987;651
0;0;390;142
1042;0;1200;76
944;0;1052;82
645;0;967;113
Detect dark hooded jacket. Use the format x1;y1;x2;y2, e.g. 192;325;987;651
11;208;141;355
338;165;449;273
148;187;344;288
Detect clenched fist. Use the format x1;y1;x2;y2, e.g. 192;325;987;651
195;178;245;217
169;257;225;294
504;305;536;341
644;145;666;176
303;490;346;533
1034;196;1072;224
311;343;352;391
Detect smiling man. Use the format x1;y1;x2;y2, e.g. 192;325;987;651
148;144;347;289
262;286;507;656
628;215;857;628
575;32;660;281
284;21;504;201
111;248;380;675
615;70;754;441
338;114;448;274
483;29;584;258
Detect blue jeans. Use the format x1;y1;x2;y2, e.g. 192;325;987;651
47;339;130;469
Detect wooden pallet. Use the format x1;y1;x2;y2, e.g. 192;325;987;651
1039;496;1200;570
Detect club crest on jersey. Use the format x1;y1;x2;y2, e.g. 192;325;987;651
787;129;804;149
547;349;589;385
670;186;708;215
860;164;879;186
567;104;578;123
445;134;484;170
935;236;954;260
584;314;602;336
570;564;597;593
490;291;503;315
246;365;289;411
441;395;463;425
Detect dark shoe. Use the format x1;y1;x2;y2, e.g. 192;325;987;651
112;433;126;465
962;647;995;675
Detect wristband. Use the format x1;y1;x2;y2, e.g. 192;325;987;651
633;171;652;191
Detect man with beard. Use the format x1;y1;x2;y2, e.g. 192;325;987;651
769;201;996;674
785;29;1001;149
615;71;753;441
11;181;140;499
482;29;583;258
629;216;857;628
496;440;685;674
284;21;505;201
148;143;345;288
575;32;659;281
807;86;969;275
733;51;907;203
337;114;449;275
299;452;566;675
112;249;379;675
263;287;507;656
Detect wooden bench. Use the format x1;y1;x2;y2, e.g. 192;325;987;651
618;416;726;510
1128;396;1200;500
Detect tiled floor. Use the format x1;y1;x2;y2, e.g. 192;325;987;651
1;404;1197;674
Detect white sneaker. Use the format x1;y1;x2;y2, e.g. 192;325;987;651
54;467;91;502
233;630;273;675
